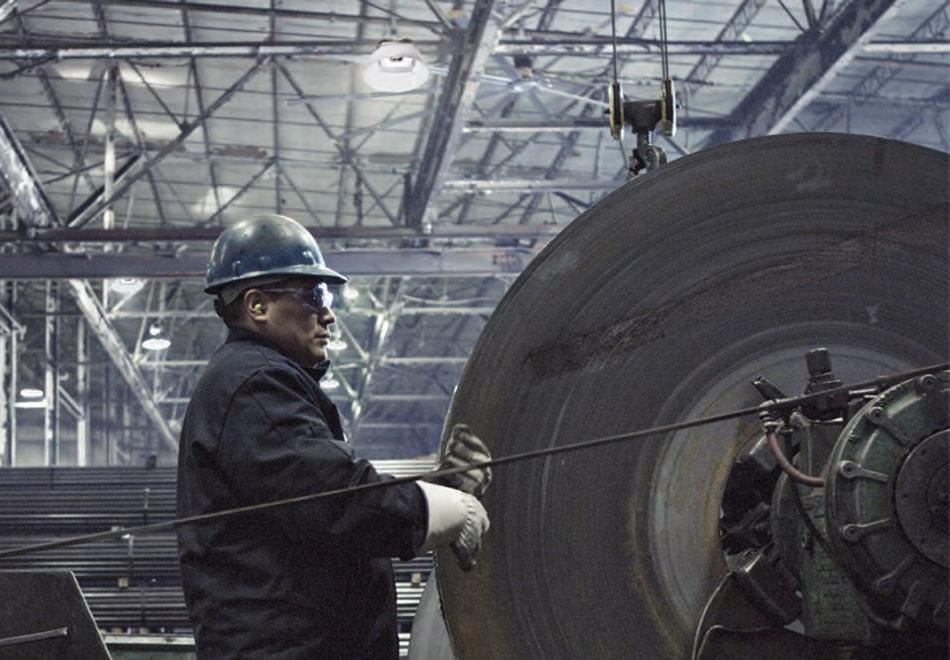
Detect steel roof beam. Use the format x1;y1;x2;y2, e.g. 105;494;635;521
106;306;495;319
64;153;141;224
66;59;265;228
464;116;728;132
204;158;275;225
9;7;97;197
679;0;768;101
0;114;60;228
862;39;950;54
27;66;97;195
351;278;404;433
115;75;168;226
181;5;223;220
380;357;468;366
276;61;398;226
888;85;950;147
270;5;281;217
809;4;949;132
0;224;561;243
704;0;899;145
0;247;538;279
406;0;498;229
444;178;621;193
495;39;790;57
0;38;798;61
0;112;175;449
455;93;518;226
48;0;446;33
155;394;451;404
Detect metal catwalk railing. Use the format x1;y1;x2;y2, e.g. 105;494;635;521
0;464;435;655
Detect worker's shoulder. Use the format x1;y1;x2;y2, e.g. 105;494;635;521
197;340;316;393
198;338;305;395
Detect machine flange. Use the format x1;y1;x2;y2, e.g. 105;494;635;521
825;372;949;629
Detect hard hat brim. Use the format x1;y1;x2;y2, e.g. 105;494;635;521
205;263;347;295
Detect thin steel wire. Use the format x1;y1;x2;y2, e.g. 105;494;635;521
0;362;944;560
659;0;670;80
610;0;619;84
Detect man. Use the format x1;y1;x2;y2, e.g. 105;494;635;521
176;214;491;659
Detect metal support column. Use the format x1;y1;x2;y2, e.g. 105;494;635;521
76;316;89;466
103;65;118;230
0;283;18;466
43;281;59;465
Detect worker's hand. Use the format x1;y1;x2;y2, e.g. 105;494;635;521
450;493;490;572
437;424;492;498
416;482;490;571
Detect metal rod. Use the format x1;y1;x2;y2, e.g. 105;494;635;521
0;628;69;649
0;38;798;60
0;362;942;560
610;0;619;84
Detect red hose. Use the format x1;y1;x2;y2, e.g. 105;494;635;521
766;430;826;487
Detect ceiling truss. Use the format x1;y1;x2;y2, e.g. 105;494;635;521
0;0;945;462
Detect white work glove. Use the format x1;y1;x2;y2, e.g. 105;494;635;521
436;424;493;498
416;481;490;571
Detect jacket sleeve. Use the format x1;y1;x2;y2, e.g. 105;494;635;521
213;364;427;560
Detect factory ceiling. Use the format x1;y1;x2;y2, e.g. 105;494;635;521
0;0;946;462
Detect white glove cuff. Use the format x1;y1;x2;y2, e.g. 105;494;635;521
416;481;468;554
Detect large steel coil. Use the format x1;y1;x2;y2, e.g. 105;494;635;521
433;134;949;659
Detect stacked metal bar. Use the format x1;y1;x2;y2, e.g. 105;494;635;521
0;463;435;654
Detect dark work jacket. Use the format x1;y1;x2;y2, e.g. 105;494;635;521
176;327;427;660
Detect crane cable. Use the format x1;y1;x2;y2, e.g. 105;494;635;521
0;362;945;560
658;0;670;81
610;0;619;85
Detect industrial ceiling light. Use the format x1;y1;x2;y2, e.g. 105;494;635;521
327;338;348;352
110;277;145;295
14;399;47;409
361;39;429;93
322;376;340;390
19;387;44;399
342;286;359;301
142;337;171;351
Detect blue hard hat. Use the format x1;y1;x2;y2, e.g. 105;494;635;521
205;214;347;295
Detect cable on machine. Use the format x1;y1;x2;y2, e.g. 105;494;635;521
0;362;944;561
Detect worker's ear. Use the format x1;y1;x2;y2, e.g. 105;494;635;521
244;290;268;321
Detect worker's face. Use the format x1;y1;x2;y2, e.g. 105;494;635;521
243;278;336;367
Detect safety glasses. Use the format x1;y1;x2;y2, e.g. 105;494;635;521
259;282;334;313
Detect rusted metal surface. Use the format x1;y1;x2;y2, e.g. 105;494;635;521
435;134;949;659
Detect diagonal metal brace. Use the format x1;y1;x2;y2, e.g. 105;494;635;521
67;59;265;228
0;113;60;227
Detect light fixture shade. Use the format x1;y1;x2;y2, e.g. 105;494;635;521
19;387;44;399
142;337;171;351
327;339;348;352
361;40;429;93
110;277;145;295
322;377;340;390
14;399;47;409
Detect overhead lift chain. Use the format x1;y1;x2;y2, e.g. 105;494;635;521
0;362;944;560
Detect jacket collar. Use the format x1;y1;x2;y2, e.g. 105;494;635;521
225;327;332;381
